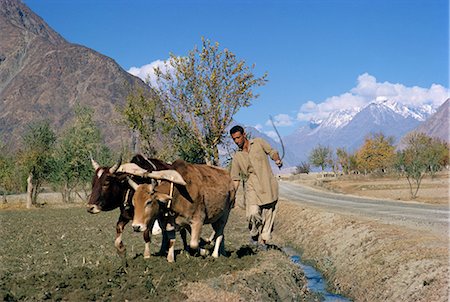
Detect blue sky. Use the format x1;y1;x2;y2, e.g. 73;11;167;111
24;0;449;139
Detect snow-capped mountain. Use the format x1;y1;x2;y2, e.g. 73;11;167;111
283;98;438;165
371;97;432;121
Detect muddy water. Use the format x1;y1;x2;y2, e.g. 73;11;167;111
283;247;351;302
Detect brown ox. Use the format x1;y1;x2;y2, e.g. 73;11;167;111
126;159;235;262
87;154;173;258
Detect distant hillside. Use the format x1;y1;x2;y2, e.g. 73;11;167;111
0;0;151;150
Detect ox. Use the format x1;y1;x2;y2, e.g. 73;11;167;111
125;159;235;262
87;154;172;258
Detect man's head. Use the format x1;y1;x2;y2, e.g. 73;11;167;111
230;125;246;149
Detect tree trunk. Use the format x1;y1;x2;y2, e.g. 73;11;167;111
26;173;33;209
212;146;220;167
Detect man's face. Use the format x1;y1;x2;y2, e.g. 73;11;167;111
231;131;246;149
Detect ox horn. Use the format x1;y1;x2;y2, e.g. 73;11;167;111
117;163;148;176
90;153;100;170
109;155;122;174
144;170;187;186
117;163;186;186
127;177;139;191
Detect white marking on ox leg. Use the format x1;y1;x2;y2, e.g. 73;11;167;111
167;239;176;263
144;242;151;259
212;234;223;258
114;233;123;252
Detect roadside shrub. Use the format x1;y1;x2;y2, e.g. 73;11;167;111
295;161;310;174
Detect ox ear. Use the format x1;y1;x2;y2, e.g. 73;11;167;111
155;192;172;204
127;177;139;191
144;170;187;186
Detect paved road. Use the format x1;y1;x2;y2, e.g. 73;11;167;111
279;181;449;235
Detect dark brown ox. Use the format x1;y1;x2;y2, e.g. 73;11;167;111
127;159;235;262
87;154;172;258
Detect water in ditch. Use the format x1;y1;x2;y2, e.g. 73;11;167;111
283;247;351;302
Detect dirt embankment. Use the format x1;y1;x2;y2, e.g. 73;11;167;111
273;171;449;302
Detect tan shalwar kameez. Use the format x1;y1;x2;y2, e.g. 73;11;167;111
230;137;279;241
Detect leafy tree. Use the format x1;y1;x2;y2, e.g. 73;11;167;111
18;121;56;207
151;37;267;165
336;147;351;174
52;105;112;202
397;132;436;199
0;142;21;200
309;144;332;172
356;132;395;174
121;88;178;161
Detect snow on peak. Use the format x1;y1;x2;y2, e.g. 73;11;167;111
369;97;434;121
321;108;360;129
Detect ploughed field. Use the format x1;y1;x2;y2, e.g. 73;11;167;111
0;204;317;302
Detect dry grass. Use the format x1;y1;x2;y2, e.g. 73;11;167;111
288;170;449;205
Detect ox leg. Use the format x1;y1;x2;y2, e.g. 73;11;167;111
211;210;230;258
212;234;224;258
206;230;216;244
115;216;129;257
165;225;176;263
180;228;189;252
143;229;151;259
190;221;208;256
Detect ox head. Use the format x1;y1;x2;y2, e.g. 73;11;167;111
125;170;186;232
87;156;124;213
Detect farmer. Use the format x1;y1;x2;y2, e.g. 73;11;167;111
229;125;283;250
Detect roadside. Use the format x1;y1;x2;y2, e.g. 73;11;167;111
285;170;449;205
272;171;449;302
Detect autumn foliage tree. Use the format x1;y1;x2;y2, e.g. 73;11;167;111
356;132;395;174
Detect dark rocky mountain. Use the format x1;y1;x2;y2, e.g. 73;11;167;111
0;0;150;150
402;98;449;144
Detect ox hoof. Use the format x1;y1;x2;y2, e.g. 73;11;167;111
199;248;209;257
144;254;151;259
212;252;219;258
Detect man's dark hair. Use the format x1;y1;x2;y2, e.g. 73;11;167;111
230;125;244;135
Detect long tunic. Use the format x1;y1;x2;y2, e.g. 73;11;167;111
230;138;279;206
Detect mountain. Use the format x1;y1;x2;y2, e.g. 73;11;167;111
0;0;151;150
402;98;449;144
284;98;437;164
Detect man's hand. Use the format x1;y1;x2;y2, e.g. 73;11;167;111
275;159;283;168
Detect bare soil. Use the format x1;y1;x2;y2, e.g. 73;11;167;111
0;201;318;302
